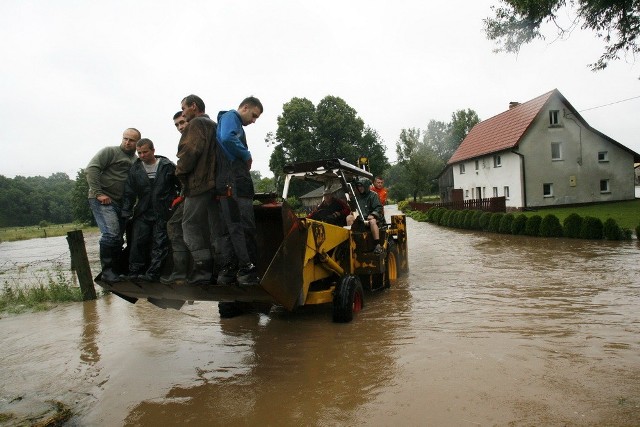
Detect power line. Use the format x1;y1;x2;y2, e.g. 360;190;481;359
578;95;640;113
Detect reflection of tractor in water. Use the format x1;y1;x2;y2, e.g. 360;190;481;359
97;158;408;323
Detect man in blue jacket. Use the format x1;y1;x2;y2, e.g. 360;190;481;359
215;96;263;286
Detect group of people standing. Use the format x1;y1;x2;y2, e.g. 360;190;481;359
86;95;263;287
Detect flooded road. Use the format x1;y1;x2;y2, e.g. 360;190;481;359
1;206;639;426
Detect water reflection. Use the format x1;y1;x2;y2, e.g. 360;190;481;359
80;301;101;365
123;282;413;426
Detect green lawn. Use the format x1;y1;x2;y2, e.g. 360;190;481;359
0;224;98;242
520;199;640;231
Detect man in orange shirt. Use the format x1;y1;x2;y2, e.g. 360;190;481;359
370;176;387;216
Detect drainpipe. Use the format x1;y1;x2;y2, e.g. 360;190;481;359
511;150;527;208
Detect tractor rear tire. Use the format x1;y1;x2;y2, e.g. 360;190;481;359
332;275;364;323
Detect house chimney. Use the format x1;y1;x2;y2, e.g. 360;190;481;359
509;101;520;109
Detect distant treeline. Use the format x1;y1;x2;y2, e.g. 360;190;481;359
0;171;94;227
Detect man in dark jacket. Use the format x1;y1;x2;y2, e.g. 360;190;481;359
175;94;219;284
346;178;385;254
215;96;263;286
121;138;180;281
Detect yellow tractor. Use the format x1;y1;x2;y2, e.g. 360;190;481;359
97;159;408;322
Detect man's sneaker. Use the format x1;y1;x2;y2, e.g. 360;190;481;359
217;264;238;285
237;263;260;286
373;244;384;255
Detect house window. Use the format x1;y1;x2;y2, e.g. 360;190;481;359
549;110;560;126
543;183;553;197
504;186;510;199
475;160;479;171
551;142;562;160
465;189;469;198
600;179;610;193
598;151;609;162
459;163;465;174
492;187;498;197
493;155;502;167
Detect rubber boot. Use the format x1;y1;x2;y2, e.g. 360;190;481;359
99;244;122;283
160;251;190;285
187;259;214;285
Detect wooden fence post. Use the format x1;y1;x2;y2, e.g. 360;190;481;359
66;230;97;301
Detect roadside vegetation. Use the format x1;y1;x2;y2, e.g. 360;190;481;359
399;199;640;241
0;269;90;314
0;223;98;242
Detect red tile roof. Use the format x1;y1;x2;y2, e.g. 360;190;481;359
448;89;556;164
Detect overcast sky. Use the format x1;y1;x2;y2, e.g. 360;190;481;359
1;0;638;180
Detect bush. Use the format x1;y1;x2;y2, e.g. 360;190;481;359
539;214;563;237
487;213;504;233
454;210;467;228
397;200;409;212
440;209;452;226
524;215;542;236
511;214;527;235
498;213;514;234
563;213;583;238
433;208;445;224
603;218;623;240
636;224;640;240
479;212;492;230
470;211;483;230
579;216;604;239
463;210;476;229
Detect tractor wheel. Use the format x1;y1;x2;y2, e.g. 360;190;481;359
332;275;364;323
384;243;400;289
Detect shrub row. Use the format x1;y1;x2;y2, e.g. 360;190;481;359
402;207;634;240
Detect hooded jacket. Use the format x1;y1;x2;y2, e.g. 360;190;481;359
215;110;254;198
122;156;180;221
354;178;383;221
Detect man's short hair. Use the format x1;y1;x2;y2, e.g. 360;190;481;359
375;176;384;181
182;94;205;113
136;138;154;150
126;128;142;140
239;96;263;114
173;111;183;120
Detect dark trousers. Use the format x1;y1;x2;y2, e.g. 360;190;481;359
128;216;169;275
217;194;257;267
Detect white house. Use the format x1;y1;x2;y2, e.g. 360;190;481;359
447;89;640;209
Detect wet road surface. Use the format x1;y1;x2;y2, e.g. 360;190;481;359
1;206;639;426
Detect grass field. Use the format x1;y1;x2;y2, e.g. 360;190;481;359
0;224;98;242
520;199;640;231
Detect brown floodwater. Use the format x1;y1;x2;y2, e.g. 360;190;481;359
1;206;639;426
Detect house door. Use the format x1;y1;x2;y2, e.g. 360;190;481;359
476;186;482;200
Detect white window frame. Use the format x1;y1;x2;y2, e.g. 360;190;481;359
475;160;479;171
549;110;560;126
543;183;553;198
504;186;510;199
492;187;498;197
493;155;502;168
459;163;465;174
600;179;610;193
551;142;562;161
598;151;609;162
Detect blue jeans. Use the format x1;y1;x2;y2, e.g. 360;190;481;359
89;198;125;247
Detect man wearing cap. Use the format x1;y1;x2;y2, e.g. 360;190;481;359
346;178;384;254
307;188;350;226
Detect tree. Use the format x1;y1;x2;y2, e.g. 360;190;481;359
484;0;640;71
269;95;389;194
394;128;444;201
72;169;95;225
